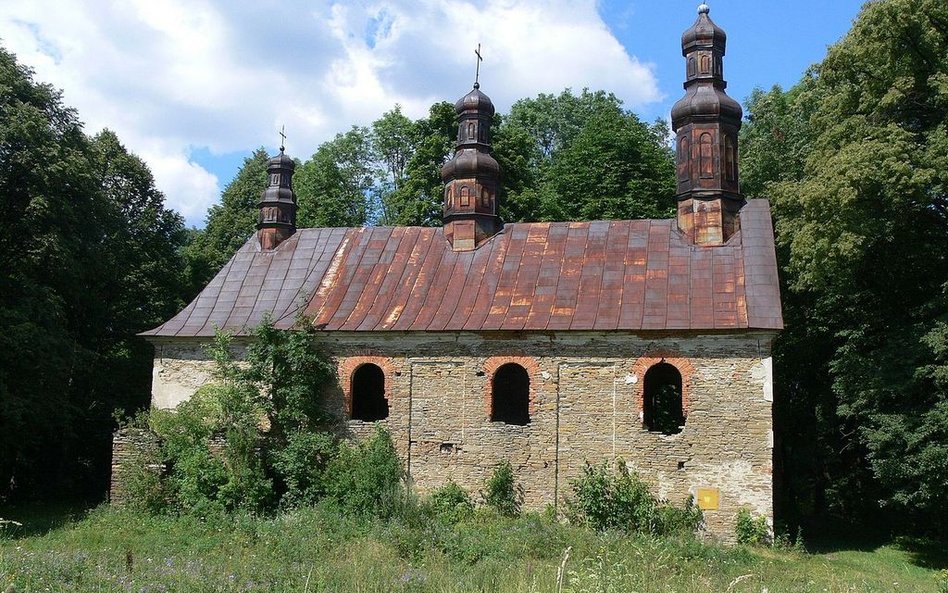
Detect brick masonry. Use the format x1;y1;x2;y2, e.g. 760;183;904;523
133;330;775;541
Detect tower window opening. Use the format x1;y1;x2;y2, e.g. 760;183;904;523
699;54;711;74
678;136;690;181
725;136;737;182
699;132;714;178
643;362;684;435
351;363;388;422
491;363;530;425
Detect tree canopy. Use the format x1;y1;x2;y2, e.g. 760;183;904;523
497;89;675;222
741;0;948;534
0;47;189;501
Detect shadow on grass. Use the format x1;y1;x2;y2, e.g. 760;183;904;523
897;537;948;570
797;519;889;555
0;502;93;539
800;521;947;570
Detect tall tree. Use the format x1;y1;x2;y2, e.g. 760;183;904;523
295;127;373;228
380;102;456;226
0;46;99;499
371;105;416;196
0;47;188;500
497;89;675;222
742;0;948;534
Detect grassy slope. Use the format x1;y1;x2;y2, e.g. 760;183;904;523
0;505;943;593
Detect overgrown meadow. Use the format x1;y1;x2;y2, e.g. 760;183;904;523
1;503;945;593
4;320;943;592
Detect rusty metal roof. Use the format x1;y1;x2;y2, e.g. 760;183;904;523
142;200;782;338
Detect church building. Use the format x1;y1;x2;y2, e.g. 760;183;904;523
121;5;782;539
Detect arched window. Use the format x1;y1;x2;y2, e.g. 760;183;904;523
699;54;711;75
351;363;388;421
725;135;737;182
699;132;714;178
677;136;690;181
491;363;530;425
643;362;684;435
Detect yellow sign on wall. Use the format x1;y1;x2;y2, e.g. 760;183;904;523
696;488;720;510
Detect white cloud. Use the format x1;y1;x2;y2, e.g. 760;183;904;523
142;146;221;224
0;0;660;226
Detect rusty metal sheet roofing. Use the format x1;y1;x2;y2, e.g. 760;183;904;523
143;200;782;338
141;228;350;338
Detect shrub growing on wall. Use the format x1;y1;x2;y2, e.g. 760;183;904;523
324;427;405;517
566;462;702;535
127;318;341;514
426;480;475;524
735;508;771;545
482;460;523;517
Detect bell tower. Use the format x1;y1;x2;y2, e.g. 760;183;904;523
256;146;298;250
441;81;502;251
671;3;744;245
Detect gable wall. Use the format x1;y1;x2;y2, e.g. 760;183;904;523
144;331;774;541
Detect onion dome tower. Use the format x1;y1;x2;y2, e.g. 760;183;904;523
441;82;502;251
671;3;744;245
256;145;298;250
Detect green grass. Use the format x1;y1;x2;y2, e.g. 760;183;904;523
0;504;944;593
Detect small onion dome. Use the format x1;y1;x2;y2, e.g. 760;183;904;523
455;84;496;117
259;184;295;204
671;85;742;129
267;150;295;169
441;148;501;181
681;4;727;55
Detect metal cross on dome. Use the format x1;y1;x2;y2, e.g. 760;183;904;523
279;125;287;153
474;43;483;88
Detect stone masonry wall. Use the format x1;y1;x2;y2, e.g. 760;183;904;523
144;331;775;541
110;428;161;506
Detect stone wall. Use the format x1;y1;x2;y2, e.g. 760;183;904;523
110;428;162;507
145;330;775;541
149;340;246;409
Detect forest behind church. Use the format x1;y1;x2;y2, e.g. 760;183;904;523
0;0;945;540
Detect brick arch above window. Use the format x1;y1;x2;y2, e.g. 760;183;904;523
338;355;400;417
631;353;694;418
482;356;541;421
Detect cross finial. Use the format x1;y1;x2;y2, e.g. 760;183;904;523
474;43;483;89
279;125;286;153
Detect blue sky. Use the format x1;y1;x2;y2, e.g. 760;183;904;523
2;1;865;228
604;1;864;123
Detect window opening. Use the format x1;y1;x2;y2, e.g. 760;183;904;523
725;135;737;182
678;136;690;182
699;132;714;178
643;362;684;435
491;363;530;425
351;363;388;421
